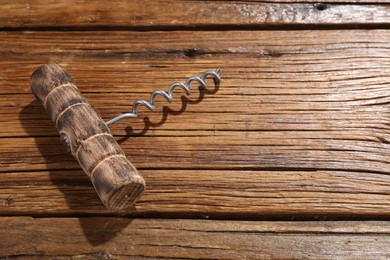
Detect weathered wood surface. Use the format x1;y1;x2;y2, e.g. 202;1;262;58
1;30;390;216
1;1;390;258
1;217;390;259
0;1;389;29
1;169;390;216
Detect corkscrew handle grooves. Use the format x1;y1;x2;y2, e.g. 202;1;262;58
30;64;145;210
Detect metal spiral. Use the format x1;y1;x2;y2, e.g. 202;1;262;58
105;68;221;126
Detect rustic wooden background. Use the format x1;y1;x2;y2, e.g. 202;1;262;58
1;0;390;258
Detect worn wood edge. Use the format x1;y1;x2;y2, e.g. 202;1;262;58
1;217;390;258
0;1;389;29
1;169;390;216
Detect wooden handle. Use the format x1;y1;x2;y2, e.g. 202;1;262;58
30;64;145;210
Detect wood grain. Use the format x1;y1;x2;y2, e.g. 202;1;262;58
1;30;390;216
0;1;389;29
1;169;390;216
0;30;389;94
1;0;389;258
1;217;390;259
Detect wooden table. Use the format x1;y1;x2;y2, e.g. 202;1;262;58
1;1;390;258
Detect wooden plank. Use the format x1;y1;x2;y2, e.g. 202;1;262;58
0;1;389;29
1;169;390;216
2;130;390;172
1;217;390;259
1;30;390;215
0;30;389;94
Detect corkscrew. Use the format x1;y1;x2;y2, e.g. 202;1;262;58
29;64;221;210
106;68;221;126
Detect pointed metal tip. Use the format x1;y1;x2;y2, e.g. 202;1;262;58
216;68;221;74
